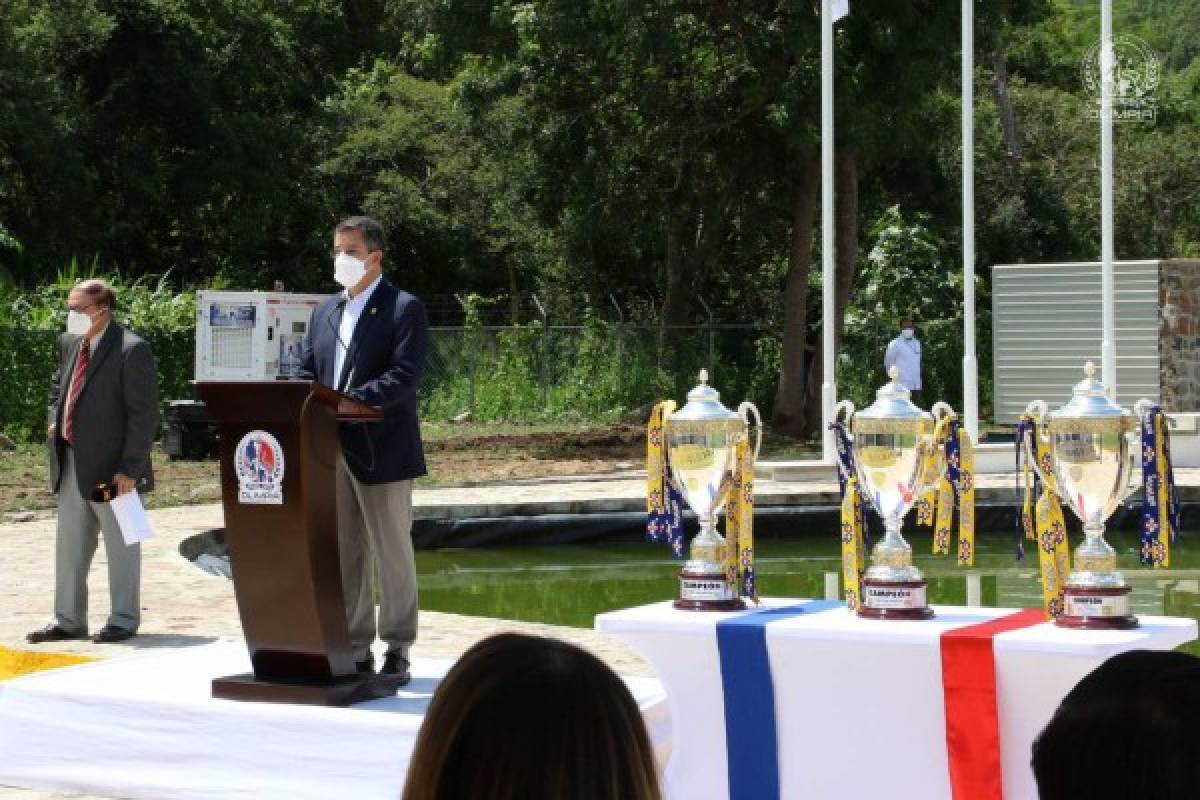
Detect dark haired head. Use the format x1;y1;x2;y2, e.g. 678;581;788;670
1031;649;1200;800
335;216;385;253
73;279;117;312
403;633;662;800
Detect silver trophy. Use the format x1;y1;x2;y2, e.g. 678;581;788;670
835;367;950;619
665;370;762;611
1024;362;1142;629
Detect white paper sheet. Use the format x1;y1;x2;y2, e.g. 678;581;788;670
108;491;153;545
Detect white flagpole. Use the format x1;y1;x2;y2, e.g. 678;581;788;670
821;0;837;462
1101;0;1117;400
961;0;979;441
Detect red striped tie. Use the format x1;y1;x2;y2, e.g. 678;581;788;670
63;341;91;444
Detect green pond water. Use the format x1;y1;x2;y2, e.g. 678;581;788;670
415;529;1200;651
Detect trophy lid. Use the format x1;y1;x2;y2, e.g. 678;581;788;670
670;369;739;422
1048;361;1130;420
856;366;929;421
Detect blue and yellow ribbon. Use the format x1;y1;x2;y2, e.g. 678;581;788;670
1140;405;1180;568
1016;414;1069;618
831;420;865;611
923;416;976;567
646;400;685;558
725;438;758;600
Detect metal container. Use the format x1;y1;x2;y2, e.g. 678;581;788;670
837;367;947;618
664;370;761;610
1025;362;1139;628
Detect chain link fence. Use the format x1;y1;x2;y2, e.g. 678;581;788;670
420;322;779;423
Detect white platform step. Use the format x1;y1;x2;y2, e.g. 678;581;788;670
0;641;669;800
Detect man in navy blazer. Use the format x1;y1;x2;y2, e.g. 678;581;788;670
300;216;429;685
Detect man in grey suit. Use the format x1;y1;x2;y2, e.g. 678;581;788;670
27;279;158;645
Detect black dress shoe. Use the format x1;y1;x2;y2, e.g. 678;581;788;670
91;625;135;643
381;653;411;686
355;657;375;674
26;624;88;644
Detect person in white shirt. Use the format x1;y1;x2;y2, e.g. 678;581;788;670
884;318;923;407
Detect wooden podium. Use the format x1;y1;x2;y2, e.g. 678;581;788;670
194;380;395;706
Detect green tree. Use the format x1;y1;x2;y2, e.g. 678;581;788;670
320;62;557;299
0;0;393;287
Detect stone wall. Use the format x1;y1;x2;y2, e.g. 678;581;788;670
1160;259;1200;411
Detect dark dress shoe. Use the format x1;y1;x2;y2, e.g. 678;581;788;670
92;626;135;643
355;657;375;674
26;624;87;644
381;653;411;686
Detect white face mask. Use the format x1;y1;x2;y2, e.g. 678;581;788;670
334;252;367;289
901;328;915;340
66;309;93;336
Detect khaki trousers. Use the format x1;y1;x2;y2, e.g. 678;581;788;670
53;447;141;634
335;453;417;664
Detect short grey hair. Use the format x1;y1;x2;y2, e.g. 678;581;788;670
335;216;386;252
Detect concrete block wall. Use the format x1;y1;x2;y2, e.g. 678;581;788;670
1160;259;1200;412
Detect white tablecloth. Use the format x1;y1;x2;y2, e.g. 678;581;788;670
596;599;1197;800
0;641;669;800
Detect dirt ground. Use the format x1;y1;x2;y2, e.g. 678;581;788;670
0;422;818;516
423;424;648;482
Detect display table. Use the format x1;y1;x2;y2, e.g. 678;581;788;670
596;599;1197;800
0;641;670;800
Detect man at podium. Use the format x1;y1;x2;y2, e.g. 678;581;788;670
299;216;429;686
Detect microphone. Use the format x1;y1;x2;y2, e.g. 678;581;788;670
326;295;374;474
326;297;354;392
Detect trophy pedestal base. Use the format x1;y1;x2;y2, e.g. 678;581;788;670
673;598;747;612
858;579;934;620
1056;586;1138;630
675;569;745;612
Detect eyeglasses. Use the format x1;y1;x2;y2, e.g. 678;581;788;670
329;247;379;259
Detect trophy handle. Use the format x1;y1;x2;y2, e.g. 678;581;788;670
833;399;855;425
916;424;945;497
930;401;956;423
665;463;686;497
1128;398;1155;497
737;401;763;462
831;400;856;481
1022;400;1053;487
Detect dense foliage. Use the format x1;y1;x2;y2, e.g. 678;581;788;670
0;271;195;440
1;0;1197;439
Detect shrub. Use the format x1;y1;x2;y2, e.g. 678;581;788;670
0;271;195;441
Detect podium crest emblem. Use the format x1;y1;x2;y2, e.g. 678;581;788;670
235;430;286;504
